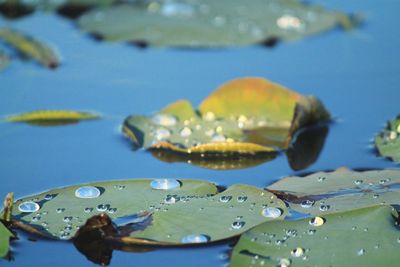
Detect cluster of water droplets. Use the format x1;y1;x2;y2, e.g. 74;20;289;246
380;123;400;143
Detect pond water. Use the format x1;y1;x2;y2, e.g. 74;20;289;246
0;0;399;266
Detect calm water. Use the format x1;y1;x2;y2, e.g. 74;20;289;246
1;0;399;266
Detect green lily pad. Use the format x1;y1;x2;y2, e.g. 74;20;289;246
0;27;59;69
230;205;400;267
123;77;329;167
5;110;100;126
12;179;287;245
0;221;13;258
267;168;400;215
78;0;355;48
375;115;400;163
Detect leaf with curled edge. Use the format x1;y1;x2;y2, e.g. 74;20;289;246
122;77;330;169
267;168;400;215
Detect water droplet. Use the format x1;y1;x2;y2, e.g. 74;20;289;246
279;258;291;267
286;229;297;237
318;176;326;182
150;179;181;190
231;221;245;229
165;195;177;204
357;249;365;256
352;226;357;230
75;186;101;199
261;207;282;218
307;229;316;235
319;204;330;211
291;247;304;257
300;200;314;208
151;114;177;126
213;15;226;27
211;134;226;142
154;127;171;140
114;185;125;190
18;201;40;213
180;127;192;137
309;216;325;226
205;129;215;137
31;215;41;222
160;2;194;17
97;204;110;212
237;196;248;203
276;15;304;30
63;216;73;223
108;208;117;214
203;112;215;121
56;208;65;213
219;196;232;203
84;207;93;213
373;194;379;199
181;234;209;244
355;180;363;185
44;194;54;200
389;131;397;140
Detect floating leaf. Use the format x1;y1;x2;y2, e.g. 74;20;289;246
0;27;59;69
0;49;10;72
230;205;400;267
11;179;286;245
123;77;330;169
375;115;400;163
5;110;100;126
78;0;355;48
0;221;13;258
267;168;400;215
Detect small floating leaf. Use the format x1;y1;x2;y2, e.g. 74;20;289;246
11;180;286;245
123;77;329;169
78;0;356;48
6;110;100;126
267;168;400;215
230;206;400;267
0;27;59;69
375;115;400;162
0;221;13;258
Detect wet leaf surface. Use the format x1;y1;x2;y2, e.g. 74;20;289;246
0;221;13;258
0;27;59;69
11;180;286;245
230;205;400;267
123;77;329;169
5;110;100;126
375;115;400;163
267;168;400;215
78;0;355;48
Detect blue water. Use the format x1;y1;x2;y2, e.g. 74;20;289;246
0;0;399;266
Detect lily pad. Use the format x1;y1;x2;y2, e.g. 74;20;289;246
5;110;100;126
123;77;330;166
375;115;400;162
267;168;400;215
230;205;400;267
12;179;287;245
78;0;355;48
0;221;13;258
0;27;59;69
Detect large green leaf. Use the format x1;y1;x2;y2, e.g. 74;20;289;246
267;168;400;215
78;0;355;48
230;205;400;267
0;27;59;69
0;221;13;258
375;115;400;163
12;179;287;245
122;77;330;168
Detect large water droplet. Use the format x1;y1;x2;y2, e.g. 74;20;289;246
18;201;40;213
357;249;365;256
232;221;245;229
75;186;101;199
181;234;209;244
276;15;304;30
154;127;171;140
151;114;177;126
211;134;226;142
309;216;325;226
165;195;177;204
279;258;291;267
300;200;314;208
219;195;232;203
291;247;304;257
150;179;181;190
180;127;192;137
44;194;54;200
261;207;282;218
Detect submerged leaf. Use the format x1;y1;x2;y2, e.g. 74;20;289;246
123;77;330;169
267;168;400;215
375;115;400;162
78;0;355;48
11;179;286;245
0;28;59;69
0;49;10;72
5;110;100;126
0;221;13;258
230;205;400;267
